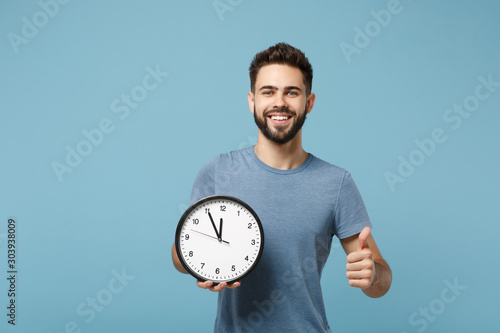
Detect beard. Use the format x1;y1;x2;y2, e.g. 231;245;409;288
253;106;307;144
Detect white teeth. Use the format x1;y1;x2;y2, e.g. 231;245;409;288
271;116;289;121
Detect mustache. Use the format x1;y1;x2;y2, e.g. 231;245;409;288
263;107;296;117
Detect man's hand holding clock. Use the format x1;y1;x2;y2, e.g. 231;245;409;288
197;279;241;291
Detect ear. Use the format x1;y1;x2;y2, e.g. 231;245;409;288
248;91;255;114
306;92;316;114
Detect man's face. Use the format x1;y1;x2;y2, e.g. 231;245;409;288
248;64;315;145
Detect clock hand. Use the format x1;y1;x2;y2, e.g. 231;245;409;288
208;212;220;239
189;229;230;244
219;218;223;242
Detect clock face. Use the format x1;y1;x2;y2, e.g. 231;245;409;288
175;195;264;284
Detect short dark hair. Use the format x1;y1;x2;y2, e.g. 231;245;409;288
249;43;313;95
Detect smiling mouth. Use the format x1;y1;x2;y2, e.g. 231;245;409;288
267;114;293;125
269;115;291;121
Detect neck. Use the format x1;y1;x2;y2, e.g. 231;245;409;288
253;131;308;170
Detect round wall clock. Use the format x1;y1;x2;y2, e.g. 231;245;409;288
175;195;264;284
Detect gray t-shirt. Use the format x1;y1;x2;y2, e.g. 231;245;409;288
190;147;372;333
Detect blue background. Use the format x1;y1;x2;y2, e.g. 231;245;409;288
1;0;499;332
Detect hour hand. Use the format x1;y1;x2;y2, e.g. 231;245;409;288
208;212;220;239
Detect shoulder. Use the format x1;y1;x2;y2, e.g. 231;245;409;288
307;154;365;199
218;147;253;162
208;147;254;170
308;154;349;180
195;155;219;179
199;147;253;172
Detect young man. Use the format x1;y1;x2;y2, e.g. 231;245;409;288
172;43;392;332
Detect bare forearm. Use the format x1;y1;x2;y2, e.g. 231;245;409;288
171;244;188;274
363;258;392;298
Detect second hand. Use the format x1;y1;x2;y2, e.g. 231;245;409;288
190;229;230;244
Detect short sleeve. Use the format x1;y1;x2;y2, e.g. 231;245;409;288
333;171;372;239
189;155;219;205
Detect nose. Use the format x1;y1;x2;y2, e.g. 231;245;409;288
273;91;287;109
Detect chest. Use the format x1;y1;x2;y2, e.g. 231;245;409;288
215;169;337;260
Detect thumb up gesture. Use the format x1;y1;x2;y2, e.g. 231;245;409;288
345;227;375;290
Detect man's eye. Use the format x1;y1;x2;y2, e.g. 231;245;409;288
287;91;297;96
263;91;273;96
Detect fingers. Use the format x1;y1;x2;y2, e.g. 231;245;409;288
348;277;372;289
225;281;241;289
346;260;374;290
346;269;372;280
346;256;373;276
197;280;213;289
346;256;373;271
196;280;241;292
358;227;371;250
209;282;228;292
346;248;372;263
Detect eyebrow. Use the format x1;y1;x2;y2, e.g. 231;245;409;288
258;85;303;92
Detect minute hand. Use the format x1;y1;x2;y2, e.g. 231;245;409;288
208;212;220;239
219;218;223;240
